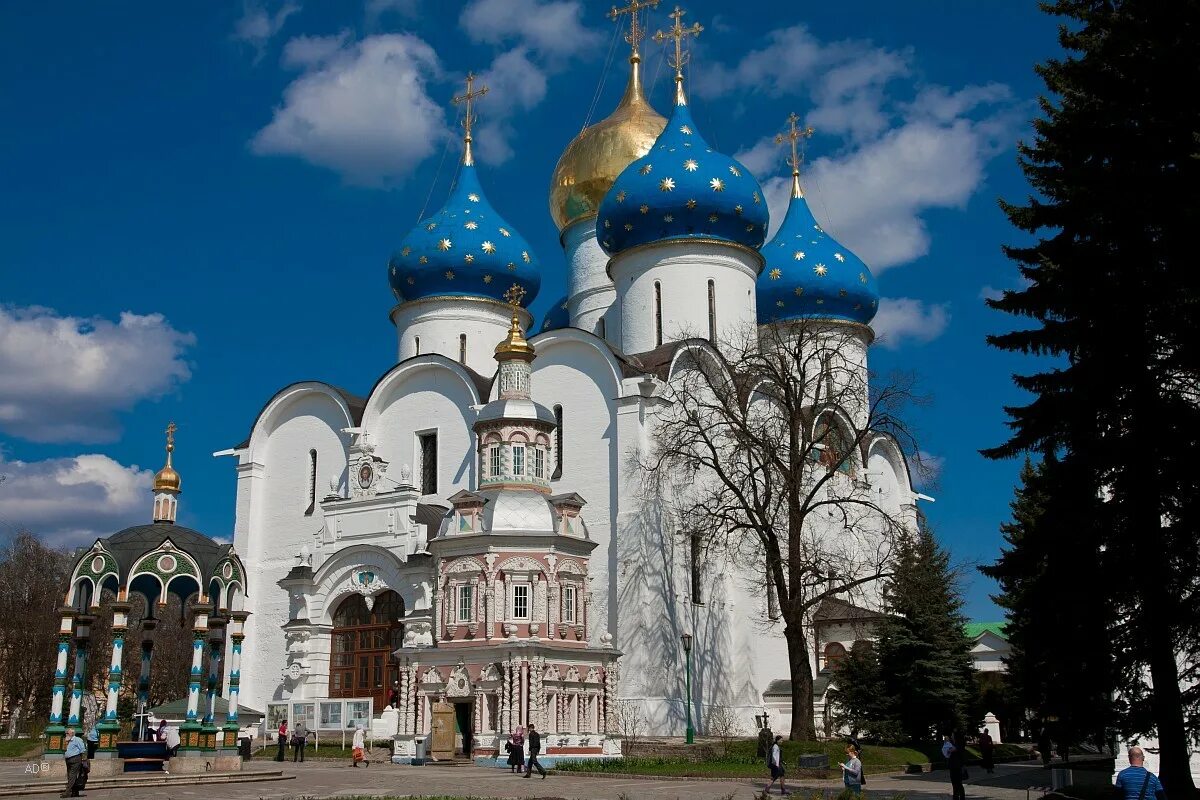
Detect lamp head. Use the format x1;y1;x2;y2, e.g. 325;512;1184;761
681;632;692;653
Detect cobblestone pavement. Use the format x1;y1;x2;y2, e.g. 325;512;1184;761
1;758;1054;800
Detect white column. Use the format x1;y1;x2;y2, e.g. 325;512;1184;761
67;614;93;727
102;601;132;726
184;605;209;728
224;612;249;737
49;610;75;727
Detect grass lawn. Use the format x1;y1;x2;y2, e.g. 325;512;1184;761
0;738;41;758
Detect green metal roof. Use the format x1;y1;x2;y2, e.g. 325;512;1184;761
964;621;1008;640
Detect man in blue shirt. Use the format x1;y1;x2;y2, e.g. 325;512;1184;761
1115;746;1166;800
61;727;87;798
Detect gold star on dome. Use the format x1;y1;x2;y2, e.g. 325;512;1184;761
468;193;480;202
794;286;804;296
859;273;867;284
640;163;653;175
753;192;761;204
604;219;611;228
407;276;416;285
625;222;634;231
684;159;699;172
499;227;511;237
686;198;697;209
640;204;649;214
445;270;456;280
659;177;676;191
616;190;627;203
664;214;674;222
522;251;531;263
401;246;412;257
769;268;782;280
834;253;845;262
680;124;692;134
507;262;516;271
729;165;741;177
813;223;822;231
816;298;825;305
734;204;744;215
438;238;452;251
794;251;806;260
390;265;396;276
839;288;848;297
426;223;437;231
482;241;496;253
464;254;475;263
483;274;493;284
710;178;724;192
776;300;785;307
419;255;428;264
708;213;718;222
814;263;828;276
746;224;755;232
464;221;478;230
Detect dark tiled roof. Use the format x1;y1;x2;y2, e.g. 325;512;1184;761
763;674;833;699
415;502;449;529
812;597;883;623
100;522;229;581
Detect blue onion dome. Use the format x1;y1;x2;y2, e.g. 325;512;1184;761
596;75;768;256
757;172;879;325
389;129;541;304
539;296;570;333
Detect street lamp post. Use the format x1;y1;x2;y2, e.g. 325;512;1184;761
681;633;694;744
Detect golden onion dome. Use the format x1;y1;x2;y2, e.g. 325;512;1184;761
549;55;666;232
153;423;182;492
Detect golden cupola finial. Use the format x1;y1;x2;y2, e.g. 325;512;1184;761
495;284;535;360
548;0;666;232
452;71;489;167
153;422;181;493
775;112;815;199
654;5;703;107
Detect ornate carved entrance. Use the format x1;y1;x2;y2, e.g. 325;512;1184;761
328;591;405;712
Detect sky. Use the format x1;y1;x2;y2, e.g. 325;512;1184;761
0;0;1061;620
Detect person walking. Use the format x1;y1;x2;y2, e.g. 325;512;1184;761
1037;727;1053;767
1115;746;1167;800
948;731;967;800
61;727;88;798
276;720;288;761
292;721;310;762
979;729;995;775
841;744;864;797
523;723;546;779
505;727;525;773
765;734;788;796
351;726;370;767
84;724;99;760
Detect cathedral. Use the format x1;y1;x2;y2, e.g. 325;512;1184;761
209;3;918;762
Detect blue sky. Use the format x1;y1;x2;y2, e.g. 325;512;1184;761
0;1;1060;619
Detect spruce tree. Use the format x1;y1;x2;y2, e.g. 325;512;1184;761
986;2;1200;793
828;643;900;742
874;529;977;742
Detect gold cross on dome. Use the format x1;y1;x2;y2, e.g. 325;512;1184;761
504;283;527;308
165;421;177;451
452;72;489;166
775;112;815;175
653;5;703;73
608;0;660;55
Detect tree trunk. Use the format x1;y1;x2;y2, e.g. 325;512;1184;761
1146;612;1197;799
785;622;816;741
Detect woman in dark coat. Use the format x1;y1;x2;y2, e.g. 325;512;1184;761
949;731;967;800
505;727;525;773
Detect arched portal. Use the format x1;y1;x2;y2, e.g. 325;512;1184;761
328;591;405;711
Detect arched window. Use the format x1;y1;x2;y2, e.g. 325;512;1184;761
654;281;663;347
552;405;563;479
329;591;405;710
414;336;421;355
707;279;716;341
814;416;854;475
305;449;317;516
459;333;467;364
598;317;606;340
823;641;847;670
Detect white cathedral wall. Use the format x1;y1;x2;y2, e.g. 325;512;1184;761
610;241;760;355
236;389;352;713
562;219;615;339
391;297;533;378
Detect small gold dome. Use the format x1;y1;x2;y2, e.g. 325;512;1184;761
549;56;666;232
153;422;181;492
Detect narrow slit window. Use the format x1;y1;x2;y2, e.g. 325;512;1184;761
690;531;703;604
419;432;438;495
598;317;606;340
305;449;317;515
654;280;663;347
552;405;563;479
707;279;716;341
459;333;467;364
415;336;421;355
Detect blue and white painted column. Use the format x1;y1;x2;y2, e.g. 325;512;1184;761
97;599;132;751
202;618;225;727
179;603;209;750
44;608;76;752
67;614;94;727
222;610;250;747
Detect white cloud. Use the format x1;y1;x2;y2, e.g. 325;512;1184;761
459;0;601;61
365;0;419;21
0;453;154;548
252;33;448;186
281;31;351;69
914;449;945;490
979;285;1005;302
871;297;950;349
233;1;300;57
472;48;549;165
0;306;195;444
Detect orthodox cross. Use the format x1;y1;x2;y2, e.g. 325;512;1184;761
165;421;177;453
608;0;660;55
504;283;527;309
776;112;815;174
653;5;703;73
452;72;489;165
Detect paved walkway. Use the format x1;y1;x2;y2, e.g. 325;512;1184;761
1;758;1055;800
